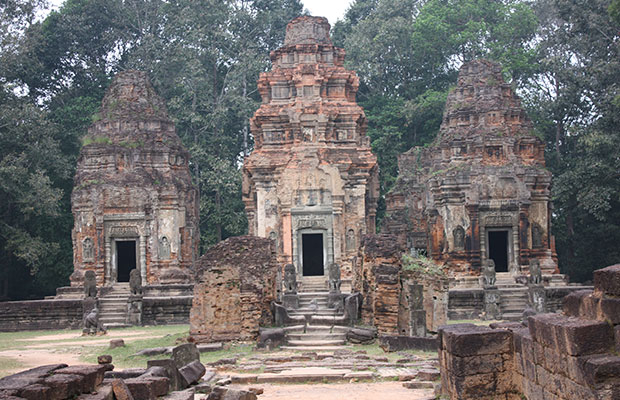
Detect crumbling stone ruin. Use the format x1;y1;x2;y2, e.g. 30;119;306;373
189;236;278;343
355;234;448;338
383;59;557;277
0;343;205;399
242;16;379;283
438;264;620;399
71;70;199;287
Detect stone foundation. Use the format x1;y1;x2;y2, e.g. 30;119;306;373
189;236;277;343
438;264;620;400
0;299;82;332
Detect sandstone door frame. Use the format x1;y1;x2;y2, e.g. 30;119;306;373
299;230;327;276
104;219;147;286
483;226;518;275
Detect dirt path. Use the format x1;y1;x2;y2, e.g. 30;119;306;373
245;382;434;400
0;349;86;375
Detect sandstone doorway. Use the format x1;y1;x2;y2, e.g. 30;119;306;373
116;240;137;282
302;233;324;276
488;230;509;272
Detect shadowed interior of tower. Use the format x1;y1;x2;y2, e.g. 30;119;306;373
302;233;324;276
488;231;508;272
116;240;136;282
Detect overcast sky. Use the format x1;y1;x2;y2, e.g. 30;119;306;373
303;0;353;25
48;0;353;26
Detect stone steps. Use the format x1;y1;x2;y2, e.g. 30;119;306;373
97;285;132;327
287;332;347;341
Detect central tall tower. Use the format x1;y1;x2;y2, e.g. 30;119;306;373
242;16;379;280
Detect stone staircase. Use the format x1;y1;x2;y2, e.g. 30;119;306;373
281;277;351;350
98;283;131;328
495;273;530;321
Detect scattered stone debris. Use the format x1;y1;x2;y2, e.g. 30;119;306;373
109;339;125;349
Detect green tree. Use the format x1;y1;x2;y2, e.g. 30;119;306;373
0;0;74;299
528;0;620;281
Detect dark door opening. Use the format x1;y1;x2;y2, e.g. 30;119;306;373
302;233;324;276
488;231;509;272
117;240;136;282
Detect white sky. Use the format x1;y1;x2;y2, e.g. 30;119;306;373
47;0;353;26
302;0;353;25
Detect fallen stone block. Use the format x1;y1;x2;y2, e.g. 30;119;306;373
553;317;614;356
56;364;108;393
161;388;195;400
194;382;212;394
179;360;206;387
134;347;170;357
17;384;51;400
43;373;83;399
76;384;113;400
207;386;257;400
248;387;263;395
97;355;112;365
147;359;181;391
104;368;147;380
172;344;201;369
417;368;441;381
111;379;134;400
109;339;125;349
197;343;224;353
0;364;67;391
593;264;620;296
124;376;160;400
379;335;438;352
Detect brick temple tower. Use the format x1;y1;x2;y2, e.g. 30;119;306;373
242;16;379;281
383;60;557;276
71;70;199;286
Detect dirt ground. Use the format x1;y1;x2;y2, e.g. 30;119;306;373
232;382;434;400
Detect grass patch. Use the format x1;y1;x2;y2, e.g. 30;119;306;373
0;356;25;378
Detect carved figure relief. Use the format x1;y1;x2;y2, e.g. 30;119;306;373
532;224;543;248
453;226;465;251
82;237;94;262
159;236;170;259
346;229;356;251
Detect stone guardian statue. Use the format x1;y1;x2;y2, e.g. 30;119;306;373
84;270;97;298
482;259;497;287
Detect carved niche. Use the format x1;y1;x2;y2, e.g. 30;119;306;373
159;236;171;259
453;226;465;251
82;237;94;262
532;224;543;248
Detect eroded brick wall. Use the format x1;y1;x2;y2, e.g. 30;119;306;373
0;299;82;332
439;264;620;400
189;236;277;343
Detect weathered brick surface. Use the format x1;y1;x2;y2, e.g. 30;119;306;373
189;236;277;343
71;70;199;286
242;16;379;277
440;265;620;400
382;59;557;275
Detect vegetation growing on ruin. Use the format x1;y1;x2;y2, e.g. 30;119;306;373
401;253;446;277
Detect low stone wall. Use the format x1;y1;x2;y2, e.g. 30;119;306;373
439;264;620;400
0;299;82;331
142;296;193;325
448;289;484;320
189;236;277;343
